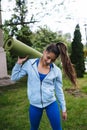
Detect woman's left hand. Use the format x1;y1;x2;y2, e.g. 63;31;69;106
62;111;67;121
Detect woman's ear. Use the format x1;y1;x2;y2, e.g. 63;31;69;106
43;50;46;54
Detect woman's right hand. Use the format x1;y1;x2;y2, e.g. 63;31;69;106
17;56;28;64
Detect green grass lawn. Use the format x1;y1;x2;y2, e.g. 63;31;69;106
0;75;87;130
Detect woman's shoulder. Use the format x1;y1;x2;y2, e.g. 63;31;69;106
52;63;62;74
22;58;39;69
25;58;39;65
53;63;61;69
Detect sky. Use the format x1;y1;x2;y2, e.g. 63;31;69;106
1;0;87;44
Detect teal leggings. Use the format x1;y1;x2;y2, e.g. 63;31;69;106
29;101;62;130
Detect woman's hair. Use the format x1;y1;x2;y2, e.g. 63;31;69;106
46;43;60;58
46;42;77;87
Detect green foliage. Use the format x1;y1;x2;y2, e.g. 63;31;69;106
70;24;85;77
31;27;59;52
6;52;17;70
31;26;68;53
16;25;33;46
84;49;87;58
3;25;10;42
3;0;29;37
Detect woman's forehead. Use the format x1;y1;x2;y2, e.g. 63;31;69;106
45;51;57;59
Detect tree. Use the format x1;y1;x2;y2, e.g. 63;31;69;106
70;24;85;77
16;25;33;46
4;0;26;35
3;0;33;69
3;1;35;43
31;26;58;52
31;26;68;53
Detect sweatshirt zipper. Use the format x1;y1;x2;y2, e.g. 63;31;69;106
40;81;43;107
32;64;43;107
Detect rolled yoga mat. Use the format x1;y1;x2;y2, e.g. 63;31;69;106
4;37;42;58
4;37;59;65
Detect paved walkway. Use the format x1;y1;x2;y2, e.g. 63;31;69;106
0;76;15;86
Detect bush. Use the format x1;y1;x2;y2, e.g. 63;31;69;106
6;52;17;70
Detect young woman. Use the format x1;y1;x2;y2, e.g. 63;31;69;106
11;42;77;130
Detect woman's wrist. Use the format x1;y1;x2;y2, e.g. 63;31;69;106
17;61;23;64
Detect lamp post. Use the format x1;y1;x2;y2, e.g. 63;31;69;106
84;24;87;72
84;24;87;48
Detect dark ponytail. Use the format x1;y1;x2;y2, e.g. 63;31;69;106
56;42;77;87
46;42;77;87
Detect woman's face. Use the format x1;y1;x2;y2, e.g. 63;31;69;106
42;50;57;66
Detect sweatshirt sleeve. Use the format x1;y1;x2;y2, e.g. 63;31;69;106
11;62;28;81
54;68;66;112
